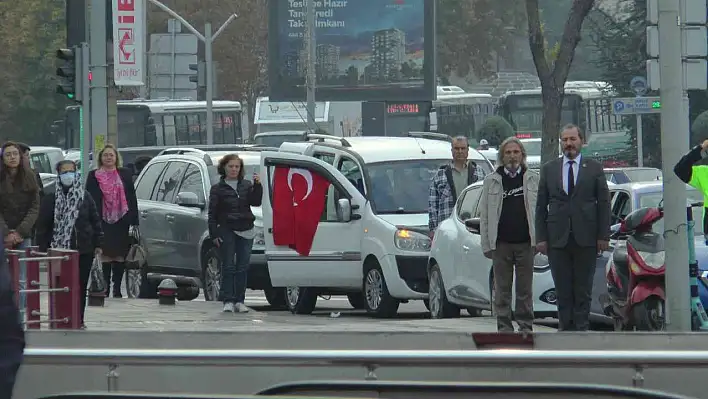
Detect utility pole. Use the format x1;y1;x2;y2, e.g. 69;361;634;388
305;0;316;130
90;0;108;161
656;0;691;330
140;0;149;98
205;22;214;144
146;0;236;144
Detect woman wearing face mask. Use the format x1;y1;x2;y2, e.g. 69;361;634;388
36;160;103;329
85;144;139;298
0;141;40;250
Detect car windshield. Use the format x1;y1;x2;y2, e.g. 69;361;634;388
638;189;704;235
367;159;492;214
254;134;305;147
624;168;662;182
521;141;542;157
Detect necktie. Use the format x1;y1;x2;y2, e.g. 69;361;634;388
567;160;575;196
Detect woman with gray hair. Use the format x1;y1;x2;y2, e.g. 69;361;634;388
479;136;540;332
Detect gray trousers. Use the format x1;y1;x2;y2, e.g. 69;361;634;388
492;241;535;332
548;234;597;331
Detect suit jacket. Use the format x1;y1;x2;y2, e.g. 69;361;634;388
535;156;610;248
85;167;140;226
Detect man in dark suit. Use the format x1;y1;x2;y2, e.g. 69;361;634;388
535;124;611;331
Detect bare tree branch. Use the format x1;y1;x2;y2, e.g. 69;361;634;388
525;0;551;82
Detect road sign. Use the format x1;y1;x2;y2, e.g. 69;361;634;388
112;0;145;86
148;32;198;99
611;97;662;115
630;76;648;96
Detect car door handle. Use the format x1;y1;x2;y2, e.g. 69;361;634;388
462;245;470;252
165;215;175;222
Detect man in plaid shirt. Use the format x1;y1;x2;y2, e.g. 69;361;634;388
428;136;485;236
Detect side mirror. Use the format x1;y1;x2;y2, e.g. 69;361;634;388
336;198;352;222
609;222;622;239
464;218;481;234
175;192;204;209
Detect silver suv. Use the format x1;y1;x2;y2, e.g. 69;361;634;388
132;147;285;307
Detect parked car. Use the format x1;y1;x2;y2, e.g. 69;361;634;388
426;181;557;319
29;146;64;174
131;146;283;306
260;133;495;317
605;167;662;184
253;131;308;147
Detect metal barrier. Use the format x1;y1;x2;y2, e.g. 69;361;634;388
6;247;81;329
22;348;708;392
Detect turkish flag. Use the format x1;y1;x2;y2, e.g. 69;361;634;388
272;166;330;256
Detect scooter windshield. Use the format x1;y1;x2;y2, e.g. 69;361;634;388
628;231;664;253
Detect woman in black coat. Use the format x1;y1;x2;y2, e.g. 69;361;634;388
36;160;103;327
208;153;262;313
85;144;139;298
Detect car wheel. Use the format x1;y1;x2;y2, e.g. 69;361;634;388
286;287;318;314
428;265;460;319
347;293;367;309
201;247;221;302
264;288;287;310
363;264;399;318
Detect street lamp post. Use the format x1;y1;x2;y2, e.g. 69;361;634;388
146;0;237;144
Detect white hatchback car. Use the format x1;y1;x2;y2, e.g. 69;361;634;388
427;181;557;319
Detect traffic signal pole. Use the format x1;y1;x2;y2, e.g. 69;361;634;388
80;42;91;184
89;0;108;163
657;0;691;330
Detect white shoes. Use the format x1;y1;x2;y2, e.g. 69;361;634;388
222;302;250;313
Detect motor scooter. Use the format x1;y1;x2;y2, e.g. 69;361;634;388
603;206;666;331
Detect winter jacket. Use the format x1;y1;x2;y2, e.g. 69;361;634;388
35;190;104;255
208;178;263;238
0;181;40;239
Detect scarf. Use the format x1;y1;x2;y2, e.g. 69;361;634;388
95;169;128;224
51;174;85;250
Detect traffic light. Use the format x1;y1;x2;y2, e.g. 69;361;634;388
56;46;83;102
189;62;206;87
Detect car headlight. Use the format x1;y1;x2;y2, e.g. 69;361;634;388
254;227;265;247
533;253;550;272
394;229;431;252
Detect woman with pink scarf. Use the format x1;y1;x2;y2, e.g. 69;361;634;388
86;144;139;298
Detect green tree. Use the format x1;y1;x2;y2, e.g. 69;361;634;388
0;0;68;145
526;0;596;163
477;116;514;147
437;0;526;79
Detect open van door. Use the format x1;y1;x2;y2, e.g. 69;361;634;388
260;151;367;288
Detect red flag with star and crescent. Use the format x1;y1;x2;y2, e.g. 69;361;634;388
272;166;330;256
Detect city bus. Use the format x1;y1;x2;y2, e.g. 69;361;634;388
361;86;495;139
496;81;630;164
63;99;244;148
431;86;495;142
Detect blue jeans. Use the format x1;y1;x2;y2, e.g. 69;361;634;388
218;227;253;304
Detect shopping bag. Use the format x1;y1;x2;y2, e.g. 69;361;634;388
88;256;105;293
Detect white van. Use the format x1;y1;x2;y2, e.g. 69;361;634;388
259;133;494;317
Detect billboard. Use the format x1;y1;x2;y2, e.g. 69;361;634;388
268;0;436;102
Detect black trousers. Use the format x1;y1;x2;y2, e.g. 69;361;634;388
548;234;598;331
102;262;125;296
77;254;93;324
0;292;24;399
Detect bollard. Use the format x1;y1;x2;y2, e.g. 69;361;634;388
48;249;81;329
24;252;41;330
158;279;177;305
